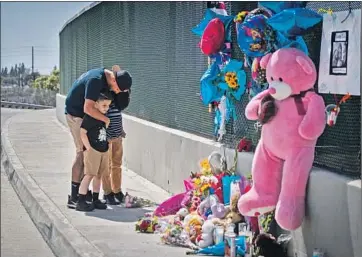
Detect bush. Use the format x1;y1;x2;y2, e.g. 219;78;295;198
32;68;60;92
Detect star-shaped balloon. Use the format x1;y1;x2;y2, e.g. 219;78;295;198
275;31;309;55
267;8;322;38
200;62;223;105
259;1;307;14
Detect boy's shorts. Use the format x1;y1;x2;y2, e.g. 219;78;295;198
84;147;108;177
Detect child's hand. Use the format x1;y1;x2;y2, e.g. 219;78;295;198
105;117;110;128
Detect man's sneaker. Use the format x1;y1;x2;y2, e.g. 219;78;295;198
86;190;93;203
93;199;107;210
103;193;119;205
76;201;95;212
67;195;78;209
114;191;125;203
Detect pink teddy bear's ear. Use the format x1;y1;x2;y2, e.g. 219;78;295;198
296;56;314;75
260;53;273;69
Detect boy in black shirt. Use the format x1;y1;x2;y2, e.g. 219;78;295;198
77;91;113;212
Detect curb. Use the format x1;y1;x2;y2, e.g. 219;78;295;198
1;114;105;257
1;101;54;110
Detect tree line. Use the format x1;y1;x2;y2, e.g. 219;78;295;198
1;63;59;92
1;63;35;78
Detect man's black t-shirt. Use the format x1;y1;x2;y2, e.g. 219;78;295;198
80;114;109;153
65;68;109;118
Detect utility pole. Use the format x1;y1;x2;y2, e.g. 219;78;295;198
32;46;35;81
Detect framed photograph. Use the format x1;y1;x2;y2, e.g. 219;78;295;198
329;31;349;75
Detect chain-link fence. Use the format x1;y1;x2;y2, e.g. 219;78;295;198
59;1;360;177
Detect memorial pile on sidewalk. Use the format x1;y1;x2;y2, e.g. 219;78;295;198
134;151;291;256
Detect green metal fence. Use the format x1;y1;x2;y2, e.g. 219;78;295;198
60;1;361;177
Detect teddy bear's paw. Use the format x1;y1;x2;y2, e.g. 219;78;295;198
275;198;305;231
237;190;277;217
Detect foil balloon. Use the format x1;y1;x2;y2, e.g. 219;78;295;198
267;8;322;38
259;1;307;14
235;10;277;58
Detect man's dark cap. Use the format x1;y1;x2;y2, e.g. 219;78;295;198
115;70;132;90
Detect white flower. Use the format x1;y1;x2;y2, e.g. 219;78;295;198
209;176;218;184
200;176;208;183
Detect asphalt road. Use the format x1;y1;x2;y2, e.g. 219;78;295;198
1;108;56;257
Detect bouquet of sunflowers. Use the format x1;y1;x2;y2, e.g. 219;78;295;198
190;158;220;198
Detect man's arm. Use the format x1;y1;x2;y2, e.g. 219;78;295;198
84;78;110;127
80;128;92;150
84;99;109;127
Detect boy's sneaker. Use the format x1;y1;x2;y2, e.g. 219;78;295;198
76;201;95;212
93;199;107;210
67;195;78;209
103;193;119;205
114;191;125;203
86;190;93;203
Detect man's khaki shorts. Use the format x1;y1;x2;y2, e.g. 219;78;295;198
84;147;109;177
66;114;83;153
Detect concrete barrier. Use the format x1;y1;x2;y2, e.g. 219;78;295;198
1;101;54;110
56;93;361;257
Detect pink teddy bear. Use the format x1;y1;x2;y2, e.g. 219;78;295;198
238;48;326;231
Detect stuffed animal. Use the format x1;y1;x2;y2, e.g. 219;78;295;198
197;219;215;248
210;195;227;219
176;208;189;220
238;48;326;231
184;214;203;244
198;196;212;217
225;192;244;225
225;210;243;225
190;225;203;244
184;214;204;231
198;195;226;219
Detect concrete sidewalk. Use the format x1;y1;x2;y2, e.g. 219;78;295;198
1;109;188;257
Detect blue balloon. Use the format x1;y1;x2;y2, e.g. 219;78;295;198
267;8;322;38
259;1;307;14
200;62;223;105
192;9;234;42
218;59;247;101
276;32;309;55
236;14;276;58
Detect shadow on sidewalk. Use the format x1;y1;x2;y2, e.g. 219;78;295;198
85;205;152;223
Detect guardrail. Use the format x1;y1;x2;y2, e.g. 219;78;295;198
1;101;54;110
